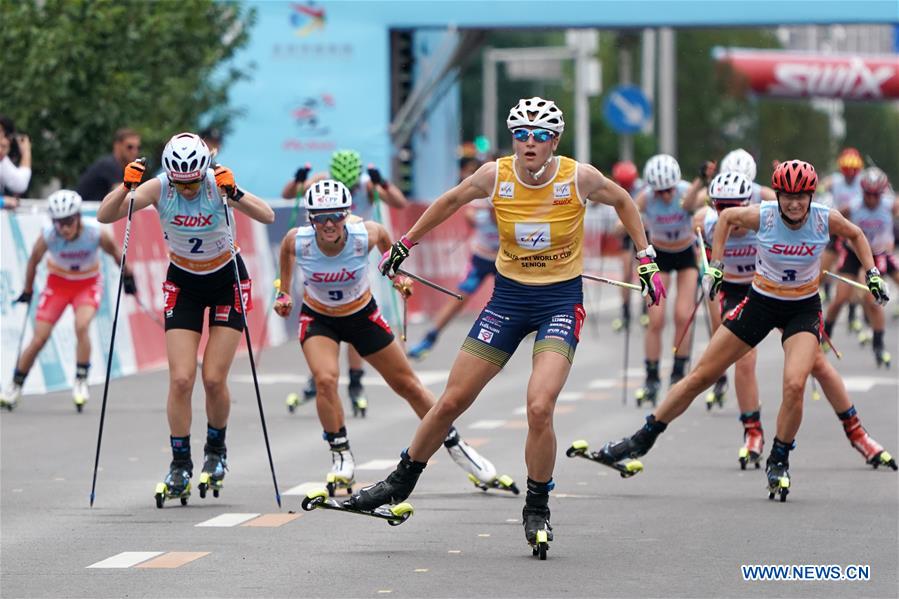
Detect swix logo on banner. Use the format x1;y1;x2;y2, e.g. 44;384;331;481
172;214;214;227
770;243;818;256
310;268;357;283
716;49;899;99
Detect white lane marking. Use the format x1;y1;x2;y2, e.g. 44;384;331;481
357;459;400;470
232;370;450;387
195;513;260;527
558;392;582;402
469;420;506;430
842;376;898;392
588;379;617;390
87;552;163;569
284;482;326;496
513;406;527;416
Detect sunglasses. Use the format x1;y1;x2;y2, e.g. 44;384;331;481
309;210;348;225
53;216;77;227
511;128;555;143
656;187;675;195
173;180;202;192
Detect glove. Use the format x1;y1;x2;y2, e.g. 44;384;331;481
122;273;137;295
273;291;293;317
13;290;32;304
367;165;383;186
637;257;667;306
392;275;414;298
698;160;716;184
294;164;311;184
866;268;890;305
214;165;243;201
702;260;725;300
123;158;146;190
379;235;415;277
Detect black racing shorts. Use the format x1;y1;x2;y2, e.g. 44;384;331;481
718;281;751;316
163;256;251;333
655;246;697;273
298;299;394;356
825;235;841;252
722;288;822;348
838;248;862;275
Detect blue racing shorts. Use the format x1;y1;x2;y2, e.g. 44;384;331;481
458;254;497;295
461;273;585;367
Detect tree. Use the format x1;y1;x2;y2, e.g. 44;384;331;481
0;0;255;190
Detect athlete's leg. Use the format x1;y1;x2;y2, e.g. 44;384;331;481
776;332;818;443
811;348;850;413
733;348;760;411
15;319;55;374
301;335;343;430
73;304;97;365
525;351;571;481
363;340;436;418
201;326;241;429
166;329;202;436
672;268;699;360
644;272;671;362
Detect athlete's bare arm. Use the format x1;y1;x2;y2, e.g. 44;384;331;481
98;229;125;266
759;186;777;202
227;190;275;224
96;178;160;223
829;209;876;272
405;162;497;243
634;186;649;213
23;236;48;293
277;227;299;295
711;205;760;263
692;206;709;231
579;163;650;252
681;178;706;212
368;180;408;210
365;221;394;254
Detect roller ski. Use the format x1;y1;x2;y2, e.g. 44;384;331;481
0;383;22;412
523;505;552;561
73;379;89;413
154;460;192;508
765;458;790;502
445;430;520;494
348;384;367;418
287;377;317;413
857;328;872;346
635;378;660;408
566;439;643;478
705;375;728;410
738;413;764;470
844;418;898;471
326;448;355;497
301;489;413;526
197;444;227;499
406;334;436;361
611;316;629;333
874;348;891;369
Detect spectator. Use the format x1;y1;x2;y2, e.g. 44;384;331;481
76;128;141;202
200;126;223;156
0;118;32;207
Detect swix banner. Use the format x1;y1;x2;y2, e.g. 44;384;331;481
714;48;899;99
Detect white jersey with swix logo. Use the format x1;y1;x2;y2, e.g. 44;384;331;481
156;170;235;274
296;220;372;316
753;202;830;300
852;195;895;254
643;180;694;252
42;218;102;280
830;172;863;213
703;209;757;284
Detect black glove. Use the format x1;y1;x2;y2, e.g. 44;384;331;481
866;268;890;306
123;273;137;295
378;236;415;277
294;163;311;184
367;165;383;186
13;290;32;305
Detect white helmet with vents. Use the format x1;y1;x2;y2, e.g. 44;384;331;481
47;189;83;219
643;154;681;191
305;179;353;211
708;172;752;204
720;148;757;182
162;132;211;183
506;97;565;134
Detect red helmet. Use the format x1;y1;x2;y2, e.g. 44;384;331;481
837;147;863;176
860;167;889;194
611;160;638;189
771;160;818;193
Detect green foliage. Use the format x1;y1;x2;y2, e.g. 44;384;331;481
843;103;899;185
0;0;255;189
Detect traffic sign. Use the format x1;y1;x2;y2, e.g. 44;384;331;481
602;85;653;134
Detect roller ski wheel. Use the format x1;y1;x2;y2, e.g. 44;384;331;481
523;507;552;561
868;451;898;471
349;389;367;418
765;462;790;502
858;329;872;346
531;529;549;561
72;380;89;413
286;392;300;413
301;489;413;526
566;439;643;478
197;445;227;500
467;473;520;495
611;317;630;333
705;377;728;411
326;472;354;497
849;318;863;333
875;350;891;369
738;447;762;470
154;461;192;508
635;381;659;408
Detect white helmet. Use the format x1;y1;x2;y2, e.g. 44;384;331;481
643;154;681;191
506;97;565;134
305;179;352;211
720;148;757;182
162;132;211;182
47;189;82;219
708;172;752;204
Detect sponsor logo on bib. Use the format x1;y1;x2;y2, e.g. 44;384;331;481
498;181;514;199
478;328;494;344
514;222;551;250
553;183;570;199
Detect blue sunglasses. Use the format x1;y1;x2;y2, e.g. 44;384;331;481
511;128;555;143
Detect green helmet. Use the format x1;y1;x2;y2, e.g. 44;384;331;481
330;150;362;189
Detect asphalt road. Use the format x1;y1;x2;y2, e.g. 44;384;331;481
2;302;897;598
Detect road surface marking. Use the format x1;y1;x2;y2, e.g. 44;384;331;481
469;420;506;430
196;513;260;527
242;513;302;527
136;552;209;569
87;552;163;569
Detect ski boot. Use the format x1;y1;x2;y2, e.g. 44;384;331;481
705;375;728;410
738;415;764;470
566;439;643;477
343;450;425;512
523;505;553;560
198;444;227;499
845;420;898;471
73;379;89;413
407;334;436;361
154;460;193;508
765;457;790;502
326;448;356;497
874;348;891;369
635;378;660;408
597;416;665;468
348;385;367;418
445;434;519;494
0;383;22;411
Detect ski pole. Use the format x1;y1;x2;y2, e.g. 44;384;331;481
821;328;843;360
672;287;704;355
823;270;869;292
622;294;631;406
12;297;32;373
90;158;145;507
396;268;463;301
582;273;641;291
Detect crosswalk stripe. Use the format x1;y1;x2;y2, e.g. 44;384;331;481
135;552;209;569
195;513;260;527
87;552;163;569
